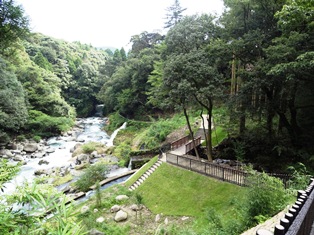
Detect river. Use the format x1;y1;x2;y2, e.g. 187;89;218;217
2;117;128;195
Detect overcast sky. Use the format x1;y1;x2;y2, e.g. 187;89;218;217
16;0;225;49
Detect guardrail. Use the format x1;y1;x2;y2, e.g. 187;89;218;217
166;153;248;186
170;135;189;150
185;136;202;153
166;153;291;188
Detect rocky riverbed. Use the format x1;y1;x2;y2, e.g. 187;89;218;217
0;117;128;195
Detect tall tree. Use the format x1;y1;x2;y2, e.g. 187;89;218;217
164;0;187;28
163;14;224;161
0;0;29;51
0;57;28;142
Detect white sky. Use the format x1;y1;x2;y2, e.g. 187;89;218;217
16;0;225;49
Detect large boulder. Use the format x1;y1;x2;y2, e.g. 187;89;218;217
115;195;129;201
13;154;24;162
114;210;128;222
33;152;46;158
77;154;89;162
0;149;14;158
23;143;38;153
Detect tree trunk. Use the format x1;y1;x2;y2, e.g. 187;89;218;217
206;112;213;161
183;107;200;159
239;101;246;134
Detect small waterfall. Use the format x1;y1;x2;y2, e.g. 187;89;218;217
128;157;133;170
106;122;127;147
95;104;104;117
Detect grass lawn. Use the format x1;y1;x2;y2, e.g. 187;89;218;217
135;163;247;220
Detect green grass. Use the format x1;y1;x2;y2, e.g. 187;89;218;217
212;126;228;146
124;156;159;187
135;163;247;219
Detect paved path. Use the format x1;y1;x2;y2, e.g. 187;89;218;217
170;145;186;155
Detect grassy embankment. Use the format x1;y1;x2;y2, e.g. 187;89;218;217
77;159;248;234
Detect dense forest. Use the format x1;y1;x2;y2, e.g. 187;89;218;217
1;0;314;171
97;0;314;170
0;0;314;234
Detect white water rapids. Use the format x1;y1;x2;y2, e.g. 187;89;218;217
2;117;127;195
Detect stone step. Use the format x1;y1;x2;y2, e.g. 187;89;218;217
151;165;158;170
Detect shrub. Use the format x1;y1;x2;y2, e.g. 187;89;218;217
32;135;41;143
287;162;311;191
81;142;104;154
113;142;131;167
25;110;74;137
243;169;289;226
75;162;109;192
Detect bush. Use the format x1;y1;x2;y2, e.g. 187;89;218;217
75;162;109;192
113;142;131;167
81;142;104;154
25;110;74;137
105;112;127;133
32;135;41;143
287;162;311;191
243;169;289;226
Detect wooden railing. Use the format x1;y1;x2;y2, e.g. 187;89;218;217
257;179;314;235
166;153;248;186
185;136;202;153
170;135;189;150
166;153;291;188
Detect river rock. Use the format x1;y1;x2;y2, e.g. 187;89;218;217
155;214;161;223
110;205;121;213
13;154;24;162
11;149;22;154
96;216;105;223
130;204;140;211
0;149;14;158
46;148;55;153
81;205;90;214
33;152;46;158
114;210;128;222
89;228;104;235
23;143;38;153
91;151;98;159
77;154;89;162
70;143;82;153
34;169;48;176
115;195;129;201
66;137;77;142
38;159;49;165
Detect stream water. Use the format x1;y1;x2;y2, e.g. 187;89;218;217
2;117;128;195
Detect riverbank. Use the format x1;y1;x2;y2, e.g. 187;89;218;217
0;117;128;195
